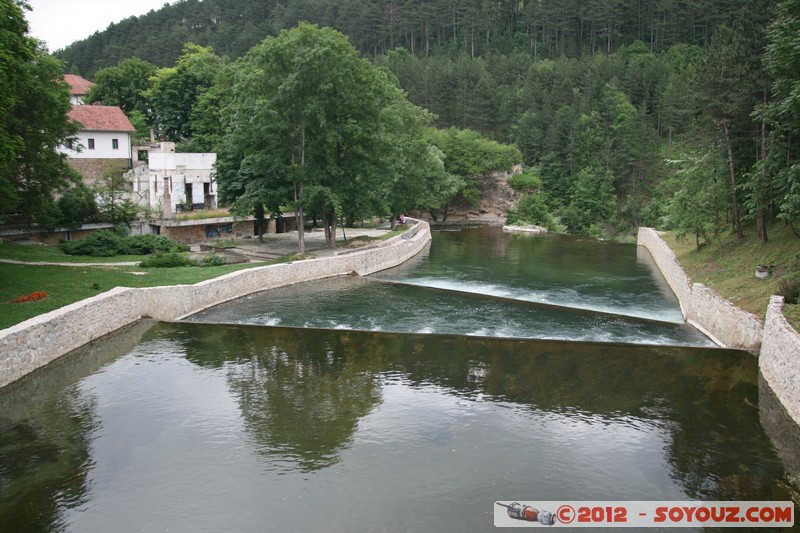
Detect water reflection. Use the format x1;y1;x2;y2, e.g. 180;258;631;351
1;322;798;531
0;321;153;531
173;324;382;471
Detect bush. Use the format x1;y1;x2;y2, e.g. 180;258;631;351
57;184;100;230
58;230;127;257
139;251;196;268
508;168;543;192
777;277;800;305
124;235;187;255
199;253;226;266
507;193;554;230
59;231;187;257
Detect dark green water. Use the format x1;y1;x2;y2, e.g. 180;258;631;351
1;228;798;532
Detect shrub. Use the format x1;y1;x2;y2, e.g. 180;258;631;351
59;231;186;257
59;230;127;256
57;184;100;230
124;234;187;255
508;167;543;192
139;252;196;268
199;253;226;266
777;277;800;305
507;193;554;230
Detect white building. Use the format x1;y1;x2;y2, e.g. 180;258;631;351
130;142;217;216
64;74;94;105
62;105;136;187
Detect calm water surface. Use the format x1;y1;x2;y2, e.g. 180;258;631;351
1;227;798;532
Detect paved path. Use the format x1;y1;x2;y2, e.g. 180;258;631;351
0;226;394;267
0;259;141;267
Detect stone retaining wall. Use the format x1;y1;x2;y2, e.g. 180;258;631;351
760;296;800;426
638;227;800;429
0;220;431;390
637;227;762;349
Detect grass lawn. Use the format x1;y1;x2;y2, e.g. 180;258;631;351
660;222;800;330
0;240;275;330
0;225;405;330
0;262;272;330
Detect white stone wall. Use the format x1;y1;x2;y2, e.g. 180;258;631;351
0;221;431;390
638;227;800;429
637;227;762;350
760;296;800;426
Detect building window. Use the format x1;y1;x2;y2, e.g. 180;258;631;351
112;138;119;150
87;138;95;150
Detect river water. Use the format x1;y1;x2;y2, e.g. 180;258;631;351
1;227;797;532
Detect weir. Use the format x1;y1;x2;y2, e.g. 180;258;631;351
363;276;688;328
2;225;797;531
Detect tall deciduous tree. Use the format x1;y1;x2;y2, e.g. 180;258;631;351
763;0;800;230
217;23;431;252
146;43;225;144
85;57;156;116
694;25;761;240
0;0;80;225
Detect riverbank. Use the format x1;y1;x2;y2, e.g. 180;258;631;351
638;227;800;430
0;220;432;390
0;225;404;329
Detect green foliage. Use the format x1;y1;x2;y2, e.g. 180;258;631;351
199;253;226;266
426;127;521;177
56;0;768;78
0;0;80;225
506;193;554;230
217;23;437;251
123;235;188;255
146;44;226;144
95;166;139;226
58;230;127;257
85;57;156;116
59;231;186;257
777;276;800;305
507;167;543;192
139;251;196;268
559;168;616;235
46;0;786;241
56;184;100;229
661;147;729;249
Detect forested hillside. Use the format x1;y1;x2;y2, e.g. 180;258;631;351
51;0;800;242
58;0;767;76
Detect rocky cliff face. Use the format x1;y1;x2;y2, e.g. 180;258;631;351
414;164;523;224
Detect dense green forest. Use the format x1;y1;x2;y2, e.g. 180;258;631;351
45;0;800;241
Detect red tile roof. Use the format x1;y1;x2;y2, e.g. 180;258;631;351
68;105;136;132
64;74;94;95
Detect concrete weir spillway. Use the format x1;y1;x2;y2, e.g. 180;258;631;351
1;222;797;433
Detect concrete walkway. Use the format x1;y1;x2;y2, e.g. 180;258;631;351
226;226;394;261
0;226;394;267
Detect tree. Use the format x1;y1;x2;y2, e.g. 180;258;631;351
56;183;100;230
85;57;156;116
217;23;429;252
146;44;225;144
762;0;800;229
663;147;729;250
0;0;80;225
694;25;762;240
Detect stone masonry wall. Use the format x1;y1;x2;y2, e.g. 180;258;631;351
637;227;762;349
760;296;800;426
638;227;800;429
0;220;432;390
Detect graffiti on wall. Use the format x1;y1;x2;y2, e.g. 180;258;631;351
205;224;233;238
